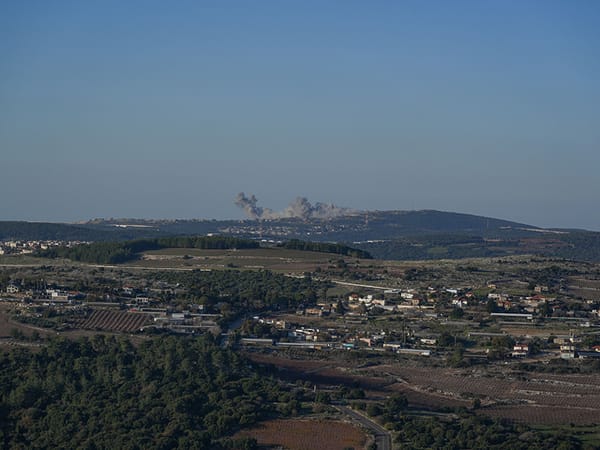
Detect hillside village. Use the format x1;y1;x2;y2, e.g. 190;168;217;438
0;239;85;255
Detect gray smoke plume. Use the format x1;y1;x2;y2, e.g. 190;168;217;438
235;192;354;220
234;192;273;219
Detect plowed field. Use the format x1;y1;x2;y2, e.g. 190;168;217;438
78;310;151;332
234;419;368;450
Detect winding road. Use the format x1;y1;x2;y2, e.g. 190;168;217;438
334;405;392;450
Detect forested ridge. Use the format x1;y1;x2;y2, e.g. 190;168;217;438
36;236;260;264
0;335;282;449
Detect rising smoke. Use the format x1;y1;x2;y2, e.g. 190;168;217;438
234;192;354;220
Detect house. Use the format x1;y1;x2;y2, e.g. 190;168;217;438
397;348;431;357
560;344;577;359
409;297;421;306
6;284;20;294
512;343;530;357
452;298;468;308
578;352;600;359
383;342;403;351
359;337;373;347
384;289;400;294
304;308;323;316
554;335;581;345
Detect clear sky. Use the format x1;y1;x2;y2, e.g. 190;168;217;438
1;1;599;229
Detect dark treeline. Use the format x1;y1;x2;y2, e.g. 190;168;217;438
153;269;327;316
0;335;283;449
37;236;260;264
278;239;372;259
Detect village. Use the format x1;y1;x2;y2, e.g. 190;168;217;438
0;239;85;255
239;284;600;362
3;257;600;366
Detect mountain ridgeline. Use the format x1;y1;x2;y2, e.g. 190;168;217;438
2;209;600;262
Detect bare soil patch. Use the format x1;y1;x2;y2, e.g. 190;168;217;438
234;419;368;450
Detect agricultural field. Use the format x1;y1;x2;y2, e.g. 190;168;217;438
233;419;369;450
77;309;151;332
132;247;352;272
246;350;600;426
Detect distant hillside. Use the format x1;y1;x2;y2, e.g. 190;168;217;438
0;221;121;241
359;209;534;235
3;210;600;262
80;210;538;242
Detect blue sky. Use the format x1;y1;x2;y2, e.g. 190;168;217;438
1;1;599;229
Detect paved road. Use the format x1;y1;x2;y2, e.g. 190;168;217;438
330;280;399;291
335;405;392;450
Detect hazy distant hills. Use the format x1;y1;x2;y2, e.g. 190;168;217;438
83;210;542;240
1;210;599;262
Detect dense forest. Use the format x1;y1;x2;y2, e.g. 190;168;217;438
36;236;261;264
152;269;327;317
0;334;585;450
278;239;372;259
0;335;284;449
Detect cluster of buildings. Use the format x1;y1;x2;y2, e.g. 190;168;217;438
0;240;84;255
1;279;221;335
240;315;435;356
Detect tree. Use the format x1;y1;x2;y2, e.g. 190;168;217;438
385;393;408;413
10;328;24;340
448;346;465;367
